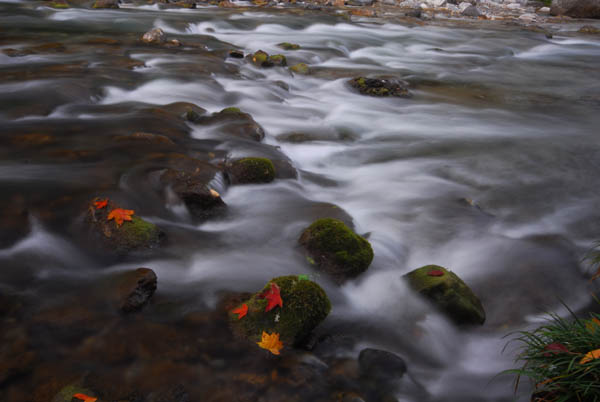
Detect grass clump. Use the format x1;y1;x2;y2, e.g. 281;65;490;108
504;309;600;402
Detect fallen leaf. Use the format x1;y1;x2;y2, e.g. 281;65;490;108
209;189;220;198
232;303;248;320
427;269;445;277
543;342;569;357
580;349;600;364
585;317;600;333
107;208;134;227
94;199;108;209
73;393;98;402
259;282;283;312
257;331;283;355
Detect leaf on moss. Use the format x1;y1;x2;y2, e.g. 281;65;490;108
232;303;248;320
427;269;444;277
580;349;600;364
107;208;135;227
543;342;569;357
259;282;283;312
585;317;600;333
94;199;108;209
73;393;98;402
257;331;283;355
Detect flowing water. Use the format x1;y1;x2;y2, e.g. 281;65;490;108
1;1;600;401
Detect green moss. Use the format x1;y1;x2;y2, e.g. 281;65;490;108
277;42;301;50
220;107;242;114
289;63;309;75
268;54;287;67
252;50;269;66
230;275;331;345
299;218;373;281
49;1;69;8
230;157;275;184
404;265;485;325
117;216;161;250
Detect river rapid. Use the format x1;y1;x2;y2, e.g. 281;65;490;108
1;1;600;401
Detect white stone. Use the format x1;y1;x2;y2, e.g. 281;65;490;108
420;2;428;8
538;6;550;12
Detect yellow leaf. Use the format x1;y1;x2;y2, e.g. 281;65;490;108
209;189;220;198
580;349;600;364
257;331;283;355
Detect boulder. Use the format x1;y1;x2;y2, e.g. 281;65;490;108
194;108;265;142
141;28;167;45
403;265;485;325
229;276;331;345
550;0;600;17
225;157;276;185
348;77;412;98
461;4;481;15
358;348;407;382
299;218;373;283
112;268;158;313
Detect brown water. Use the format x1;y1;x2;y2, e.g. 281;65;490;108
1;1;600;401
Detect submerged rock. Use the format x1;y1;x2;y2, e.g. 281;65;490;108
348;77;412;98
277;42;301;50
142;28;167;45
579;25;600;34
86;198;164;254
229;275;331;345
290;63;310;75
359;348;407;381
194;108;265;141
299;218;374;283
550;0;600;17
225;157;276;184
404;265;485;326
113;268;158;313
92;0;119;8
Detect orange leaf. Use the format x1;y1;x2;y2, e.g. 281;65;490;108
73;393;98;402
259;282;282;312
107;208;134;227
579;349;600;364
94;199;108;209
232;303;248;320
585;317;600;333
257;331;283;355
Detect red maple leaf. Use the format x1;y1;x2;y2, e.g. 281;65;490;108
543;342;569;357
427;269;445;277
73;394;98;402
259;282;283;312
232;303;248;319
94;199;108;209
107;208;135;227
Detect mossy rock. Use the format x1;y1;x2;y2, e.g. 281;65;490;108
229;275;331;345
48;0;69;8
220;107;242;114
226;157;275;184
268;54;287;67
290;63;310;75
277;42;301;50
251;50;273;67
52;383;97;402
348;76;412;98
299;218;373;283
86;199;164;254
403;265;485;326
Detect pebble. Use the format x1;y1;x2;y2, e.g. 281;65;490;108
538;6;550;12
519;12;537;21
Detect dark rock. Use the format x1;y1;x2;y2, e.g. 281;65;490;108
114;132;176;146
299;218;373;283
550;0;600;17
228;50;245;58
461;4;481;16
142;28;167;44
92;0;119;8
194;108;265;141
346;0;374;5
225;157;276;184
358;348;407;382
348;77;412;98
404;265;485;325
229;276;331;345
404;8;422;17
114;268;158;313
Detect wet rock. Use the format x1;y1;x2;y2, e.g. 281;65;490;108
403;265;485;326
142;28;167;45
225;157;276;185
250;50;273;67
114;132;176;146
0;328;36;385
290;63;310;75
347;0;374;4
277;42;301;50
228;49;245;58
92;0;119;8
47;0;70;8
299;218;373;283
461;4;481;15
0;195;29;248
550;0;600;17
113;268;158;313
268;54;287;67
229;275;331;345
195;108;265;142
358;349;407;382
160;165;227;220
348;77;412;98
579;24;600;33
86;198;164;254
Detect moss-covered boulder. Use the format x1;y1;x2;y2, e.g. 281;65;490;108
268;54;287;67
299;218;373;283
277;42;301;50
86;198;164;254
403;265;485;326
226;157;275;185
250;50;273;67
229;276;331;346
290;63;310;75
348;77;412;98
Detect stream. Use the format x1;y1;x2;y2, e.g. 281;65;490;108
1;1;600;401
